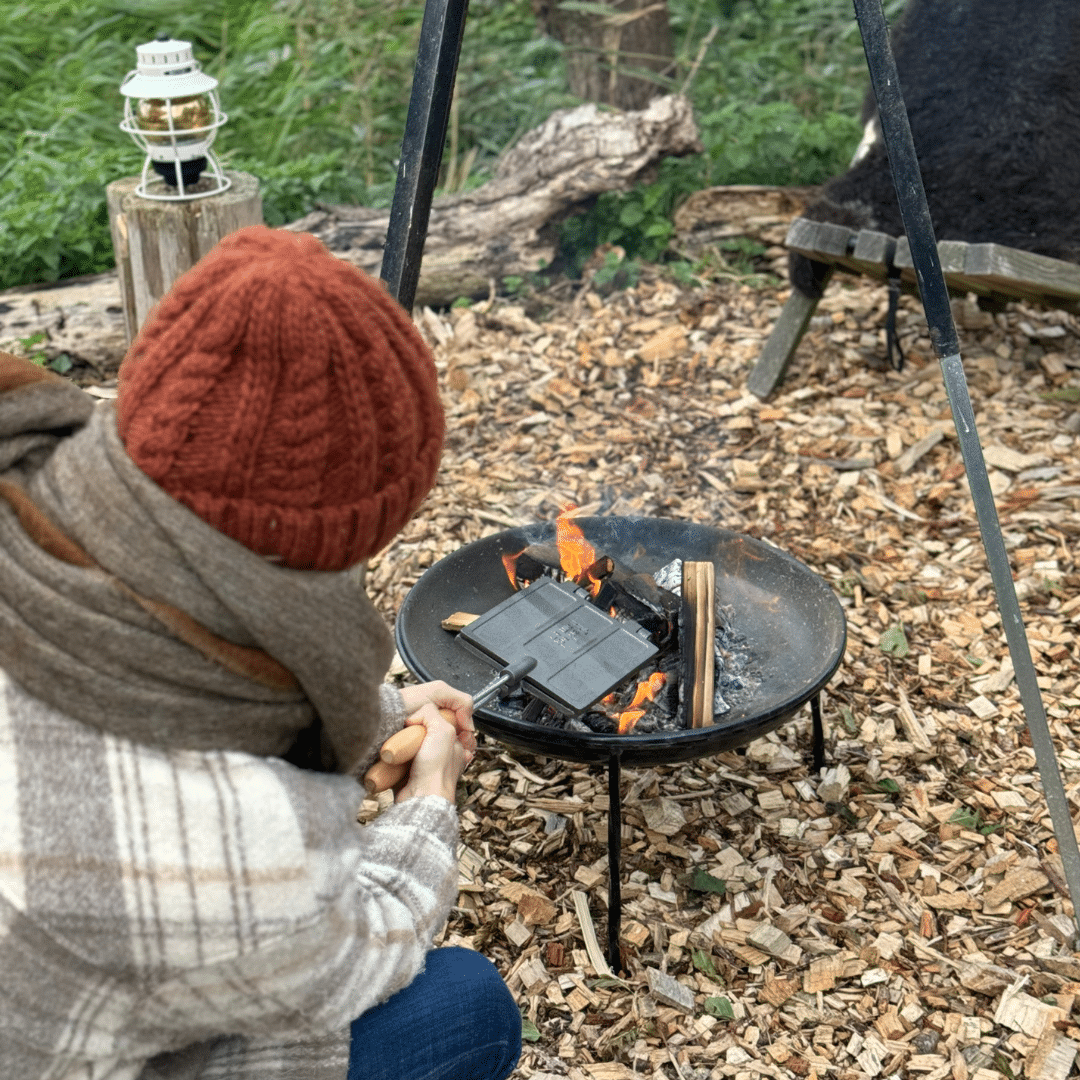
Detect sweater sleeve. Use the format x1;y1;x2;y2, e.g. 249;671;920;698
351;682;409;779
0;677;459;1080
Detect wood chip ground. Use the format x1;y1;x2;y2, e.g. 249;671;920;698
27;249;1080;1079
369;266;1080;1080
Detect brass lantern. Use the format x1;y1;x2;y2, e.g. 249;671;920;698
119;34;229;200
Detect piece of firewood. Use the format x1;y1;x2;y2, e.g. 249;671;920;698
700;560;715;727
681;561;698;726
571;890;613;978
683;561;715;728
440;611;479;632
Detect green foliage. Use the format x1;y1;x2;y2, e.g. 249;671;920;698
687;867;726;895
17;331;48;365
557;0;884;270
1042;387;1080;403
838;704;858;735
0;0;569;288
948;805;1005;835
1;0;892;289
520;1014;541;1042
16;331;71;373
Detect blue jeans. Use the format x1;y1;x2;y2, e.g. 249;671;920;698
348;947;522;1080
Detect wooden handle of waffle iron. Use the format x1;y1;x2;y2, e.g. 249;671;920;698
364;708;456;794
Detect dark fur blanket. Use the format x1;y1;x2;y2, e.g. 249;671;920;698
792;0;1080;297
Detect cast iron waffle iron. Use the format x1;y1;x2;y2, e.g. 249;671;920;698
456;578;658;717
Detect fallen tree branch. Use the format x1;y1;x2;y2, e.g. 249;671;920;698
284;94;702;308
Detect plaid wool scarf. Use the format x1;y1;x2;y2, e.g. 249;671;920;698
0;352;395;774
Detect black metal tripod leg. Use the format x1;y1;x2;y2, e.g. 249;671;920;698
607;754;622;974
380;0;470;312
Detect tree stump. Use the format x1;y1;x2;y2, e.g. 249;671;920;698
105;171;263;345
532;0;675;111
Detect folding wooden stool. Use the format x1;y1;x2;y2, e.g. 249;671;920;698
747;216;1080;400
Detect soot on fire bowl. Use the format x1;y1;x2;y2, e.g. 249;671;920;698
395;517;847;767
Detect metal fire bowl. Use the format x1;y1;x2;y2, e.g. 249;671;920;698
394;517;846;767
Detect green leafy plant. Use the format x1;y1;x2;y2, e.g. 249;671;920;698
0;0;891;291
16;331;71;373
872;777;901;794
592;249;640;292
835;704;857;734
520;1014;541;1042
18;331;48;365
949;805;1005;835
949;805;982;829
993;1051;1017;1080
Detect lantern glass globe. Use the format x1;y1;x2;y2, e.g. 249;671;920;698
134;95;214;146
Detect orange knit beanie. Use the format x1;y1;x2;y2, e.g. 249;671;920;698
116;226;444;571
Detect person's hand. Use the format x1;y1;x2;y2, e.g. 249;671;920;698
394;705;467;804
398;680;476;762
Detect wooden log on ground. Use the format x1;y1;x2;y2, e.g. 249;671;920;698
673;185;820;251
0;272;127;377
285;94;701;309
106;170;263;345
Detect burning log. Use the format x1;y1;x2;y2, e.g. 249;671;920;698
504;540;678;644
465;513;744;736
682;561;716;728
503;543;562;587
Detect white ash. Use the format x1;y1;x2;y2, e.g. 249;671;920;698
653;558;683;593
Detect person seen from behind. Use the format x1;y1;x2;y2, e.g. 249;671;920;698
0;225;522;1080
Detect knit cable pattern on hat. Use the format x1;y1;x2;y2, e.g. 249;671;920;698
117;226;444;570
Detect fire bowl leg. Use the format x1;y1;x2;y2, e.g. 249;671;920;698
810;693;826;772
607;754;623;974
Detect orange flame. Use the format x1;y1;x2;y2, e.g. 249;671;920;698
556;504;601;595
501;550;523;590
616;672;667;734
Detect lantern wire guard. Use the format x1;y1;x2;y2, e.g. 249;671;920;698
119;36;230;201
